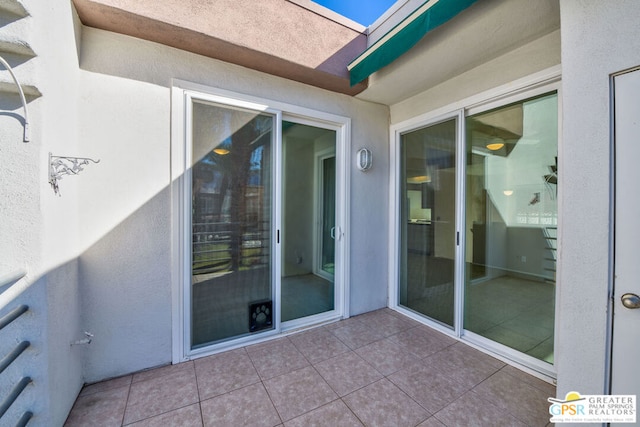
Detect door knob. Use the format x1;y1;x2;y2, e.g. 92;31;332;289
621;293;640;309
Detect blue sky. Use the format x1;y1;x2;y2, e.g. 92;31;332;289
313;0;398;26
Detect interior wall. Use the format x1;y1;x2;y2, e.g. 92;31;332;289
283;135;314;276
76;27;389;382
557;0;640;398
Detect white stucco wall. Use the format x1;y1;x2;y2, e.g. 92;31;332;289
557;0;640;403
76;27;389;382
390;30;561;124
1;1;85;425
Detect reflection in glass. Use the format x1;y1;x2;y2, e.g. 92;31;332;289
281;122;336;322
464;92;557;363
399;119;457;328
191;100;274;348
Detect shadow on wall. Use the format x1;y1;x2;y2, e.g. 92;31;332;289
0;260;84;427
78;185;172;383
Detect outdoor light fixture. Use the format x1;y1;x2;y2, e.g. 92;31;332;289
49;152;100;196
356;148;372;171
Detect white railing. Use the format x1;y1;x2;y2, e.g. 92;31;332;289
0;270;33;426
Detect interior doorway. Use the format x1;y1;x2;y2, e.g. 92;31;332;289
281;121;338;324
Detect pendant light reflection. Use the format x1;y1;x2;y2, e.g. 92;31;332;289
486;142;505;151
213;147;230;155
407;175;431;184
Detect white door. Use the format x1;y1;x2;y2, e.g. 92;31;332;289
611;68;640;401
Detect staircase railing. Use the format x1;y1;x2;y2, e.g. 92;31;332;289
0;270;33;426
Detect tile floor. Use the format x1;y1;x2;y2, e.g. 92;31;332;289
65;309;555;427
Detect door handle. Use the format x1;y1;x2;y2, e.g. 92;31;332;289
621;293;640;309
330;226;341;240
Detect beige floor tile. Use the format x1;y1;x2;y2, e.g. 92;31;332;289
132;361;194;384
246;337;309;380
416;416;446;427
288;328;350;364
388;361;470;414
65;309;554;427
434;391;527;427
264;366;337;422
499;365;556;396
355;310;419;336
65;386;128;427
343;378;430;427
472;369;552;426
355;337;421;376
424;343;504;388
329;319;387;350
200;383;281;427
124;366;199;424
195;347;261;400
79;375;132;397
126;404;203;427
314;351;383;397
283;400;363;427
386;325;456;359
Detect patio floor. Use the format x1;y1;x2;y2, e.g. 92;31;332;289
65;309;554;426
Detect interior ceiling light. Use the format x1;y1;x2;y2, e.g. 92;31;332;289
407;175;431;184
486;142;505;151
213;148;230;155
503;190;514;196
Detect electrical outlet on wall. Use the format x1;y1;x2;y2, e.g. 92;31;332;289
521;256;527;263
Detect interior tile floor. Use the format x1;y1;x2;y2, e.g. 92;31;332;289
65;309;555;427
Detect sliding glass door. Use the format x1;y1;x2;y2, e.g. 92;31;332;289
464;93;558;364
281;121;337;323
190;100;275;348
175;87;349;356
399;117;458;328
395;90;558;372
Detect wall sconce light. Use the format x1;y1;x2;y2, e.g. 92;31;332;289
356;148;372;172
49;152;100;196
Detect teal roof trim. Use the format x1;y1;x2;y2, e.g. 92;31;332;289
348;0;478;86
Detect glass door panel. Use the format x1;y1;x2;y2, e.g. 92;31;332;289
399;118;457;328
464;92;558;364
281;121;336;322
321;156;336;278
190;100;274;348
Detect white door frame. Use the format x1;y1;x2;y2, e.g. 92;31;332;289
388;67;561;379
314;147;337;283
170;80;351;362
279;114;347;332
609;66;640;402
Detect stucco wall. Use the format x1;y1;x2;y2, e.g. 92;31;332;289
390;30;560;124
557;0;640;402
1;0;85;425
76;27;389;382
